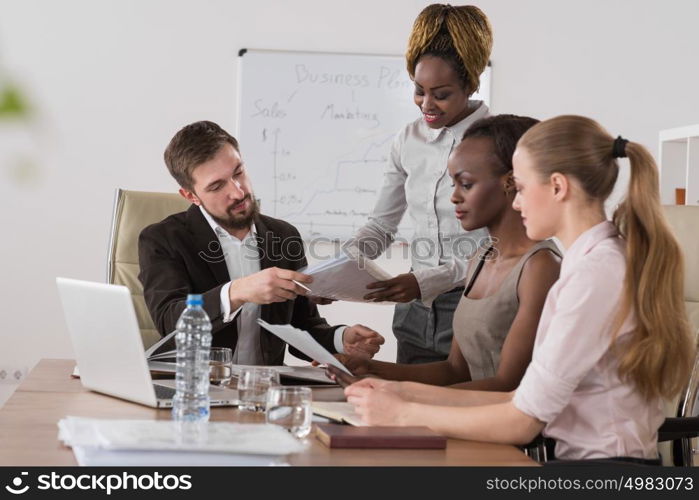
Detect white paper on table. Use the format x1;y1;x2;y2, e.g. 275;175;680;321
299;247;395;303
71;446;288;467
230;364;334;384
58;417;305;455
256;319;353;375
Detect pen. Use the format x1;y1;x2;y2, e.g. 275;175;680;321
292;280;312;293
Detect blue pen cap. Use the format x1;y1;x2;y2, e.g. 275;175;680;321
186;294;203;306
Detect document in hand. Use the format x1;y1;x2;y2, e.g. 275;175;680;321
257;319;353;376
300;247;395;303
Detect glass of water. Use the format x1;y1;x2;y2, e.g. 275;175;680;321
208;347;233;387
265;386;312;439
236;367;280;412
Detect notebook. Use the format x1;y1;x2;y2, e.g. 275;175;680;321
315;423;447;449
311;401;365;426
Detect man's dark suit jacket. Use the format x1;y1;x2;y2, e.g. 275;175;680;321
138;204;339;365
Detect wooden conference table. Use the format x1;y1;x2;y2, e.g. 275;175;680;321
0;359;536;466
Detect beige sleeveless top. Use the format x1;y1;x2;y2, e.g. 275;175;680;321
453;240;560;381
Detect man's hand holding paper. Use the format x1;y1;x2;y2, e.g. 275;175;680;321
258;320;379;377
229;267;313;308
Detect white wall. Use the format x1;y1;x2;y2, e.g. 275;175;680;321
1;0;698;402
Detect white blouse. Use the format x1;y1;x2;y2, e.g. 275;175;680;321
351;101;490;304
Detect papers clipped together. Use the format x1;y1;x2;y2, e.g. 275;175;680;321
58;417;305;466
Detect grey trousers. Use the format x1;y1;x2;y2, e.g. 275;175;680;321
392;287;464;364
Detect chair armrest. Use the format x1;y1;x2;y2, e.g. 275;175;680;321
658;416;699;442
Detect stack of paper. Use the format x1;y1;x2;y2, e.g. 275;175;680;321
58;417;305;466
230;364;336;385
139;363;336;385
300;247;395;303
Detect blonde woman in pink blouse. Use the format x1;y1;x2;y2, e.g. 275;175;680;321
340;115;696;462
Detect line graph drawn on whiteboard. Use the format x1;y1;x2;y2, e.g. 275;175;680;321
265;127;400;239
237;49;491;240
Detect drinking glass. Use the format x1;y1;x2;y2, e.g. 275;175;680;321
208;347;233;387
236;367;280;412
265;386;312;439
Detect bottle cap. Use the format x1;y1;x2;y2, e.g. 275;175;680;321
186;294;203;306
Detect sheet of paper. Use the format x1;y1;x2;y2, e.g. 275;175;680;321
71;447;287;466
147;360;176;373
276;365;335;384
299;249;394;303
144;329;177;359
59;417;293;466
58;417;305;454
256;320;353;375
230;364;335;384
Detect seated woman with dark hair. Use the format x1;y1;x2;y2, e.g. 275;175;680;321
337;114;561;392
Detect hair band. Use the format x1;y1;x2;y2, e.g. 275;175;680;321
612;136;628;158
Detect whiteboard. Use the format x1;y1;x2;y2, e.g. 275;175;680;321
237;49;491;240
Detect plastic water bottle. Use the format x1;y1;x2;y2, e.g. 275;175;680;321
172;294;212;422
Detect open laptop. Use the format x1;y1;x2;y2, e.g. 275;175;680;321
56;277;239;408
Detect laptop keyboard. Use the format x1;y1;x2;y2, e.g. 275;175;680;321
153;384;176;400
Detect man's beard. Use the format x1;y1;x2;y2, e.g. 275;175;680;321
209;195;259;232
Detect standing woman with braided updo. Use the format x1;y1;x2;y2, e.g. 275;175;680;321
352;4;494;364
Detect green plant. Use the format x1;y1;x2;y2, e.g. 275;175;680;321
0;83;30;118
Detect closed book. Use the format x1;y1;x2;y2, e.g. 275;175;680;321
315;423;446;449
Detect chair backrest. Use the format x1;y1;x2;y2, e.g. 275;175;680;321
107;189;191;348
660;205;699;464
663;205;699;335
